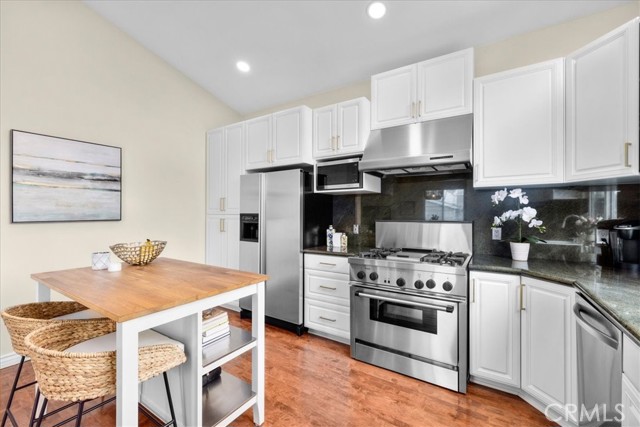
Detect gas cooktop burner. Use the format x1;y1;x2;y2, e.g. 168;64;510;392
357;248;469;266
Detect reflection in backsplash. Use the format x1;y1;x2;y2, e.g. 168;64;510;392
331;173;640;263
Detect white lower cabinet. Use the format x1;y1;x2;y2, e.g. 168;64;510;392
622;335;640;427
521;276;576;420
470;271;576;423
304;254;350;343
205;215;239;269
469;271;521;387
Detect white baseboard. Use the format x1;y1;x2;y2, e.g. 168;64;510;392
0;352;23;369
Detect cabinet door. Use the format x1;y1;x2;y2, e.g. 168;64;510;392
206;129;225;215
371;64;416;130
521;277;575;413
473;59;565;188
622;374;640;427
224;215;240;270
566;18;639;182
205;215;239;269
417;48;473;122
224;123;243;214
245;115;271;170
336;97;370;156
273;106;312;166
469;272;521;388
312;104;337;159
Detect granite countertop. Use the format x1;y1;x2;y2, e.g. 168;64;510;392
470;255;640;343
303;246;359;257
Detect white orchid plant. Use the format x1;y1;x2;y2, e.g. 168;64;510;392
491;188;547;244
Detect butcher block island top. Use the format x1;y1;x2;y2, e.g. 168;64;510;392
31;257;268;322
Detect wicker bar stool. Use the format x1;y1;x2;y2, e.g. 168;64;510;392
0;301;104;427
25;318;187;427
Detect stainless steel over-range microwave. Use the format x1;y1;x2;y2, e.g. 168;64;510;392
314;157;380;193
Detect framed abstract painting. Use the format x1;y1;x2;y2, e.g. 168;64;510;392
11;130;122;223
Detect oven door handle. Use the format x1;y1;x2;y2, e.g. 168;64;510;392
355;291;455;313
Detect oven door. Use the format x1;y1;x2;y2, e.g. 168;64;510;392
351;284;460;367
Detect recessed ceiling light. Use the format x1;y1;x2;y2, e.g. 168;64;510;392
367;2;386;19
236;61;250;73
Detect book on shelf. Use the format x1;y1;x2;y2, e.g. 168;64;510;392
203;322;230;338
203;316;229;332
202;330;231;347
202;308;227;323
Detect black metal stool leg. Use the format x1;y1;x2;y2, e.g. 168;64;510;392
35;397;48;427
1;356;26;427
74;401;85;427
163;372;178;427
28;388;41;427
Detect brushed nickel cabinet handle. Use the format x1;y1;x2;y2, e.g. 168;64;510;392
319;285;337;291
219;198;224;211
319;316;336;322
520;284;525;311
472;279;476;303
336;135;340;149
417;100;422;117
319;262;336;267
219;218;225;232
625;142;632;167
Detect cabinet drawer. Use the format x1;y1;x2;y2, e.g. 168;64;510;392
624;335;640;392
305;301;350;340
305;270;350;306
304;254;349;274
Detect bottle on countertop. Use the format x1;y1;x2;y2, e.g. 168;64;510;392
341;233;348;248
326;225;334;247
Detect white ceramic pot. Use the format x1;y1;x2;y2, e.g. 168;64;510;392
510;242;530;261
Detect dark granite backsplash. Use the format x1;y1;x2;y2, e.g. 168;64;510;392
330;173;640;262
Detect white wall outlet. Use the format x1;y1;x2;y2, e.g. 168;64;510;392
353;224;360;235
491;227;502;240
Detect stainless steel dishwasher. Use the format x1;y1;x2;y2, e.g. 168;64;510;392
574;293;622;426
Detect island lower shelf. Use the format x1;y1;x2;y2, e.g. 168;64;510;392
203;372;256;427
201;321;257;426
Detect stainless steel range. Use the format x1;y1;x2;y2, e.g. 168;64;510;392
349;221;472;393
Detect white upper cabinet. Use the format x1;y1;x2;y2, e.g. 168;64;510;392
313;97;370;159
206;123;244;215
566;18;639;182
473;58;565;188
417;48;474;121
371;48;473;130
245;106;312;170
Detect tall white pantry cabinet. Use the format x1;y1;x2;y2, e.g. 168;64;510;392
206;125;243;271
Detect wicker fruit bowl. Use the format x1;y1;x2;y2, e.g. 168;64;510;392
109;240;167;266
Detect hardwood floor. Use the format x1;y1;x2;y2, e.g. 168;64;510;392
1;310;554;426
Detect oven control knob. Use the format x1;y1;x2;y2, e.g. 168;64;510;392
443;281;454;292
396;278;406;287
414;280;424;289
426;279;436;289
369;272;378;281
357;271;366;280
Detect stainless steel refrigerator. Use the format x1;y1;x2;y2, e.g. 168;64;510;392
239;169;331;334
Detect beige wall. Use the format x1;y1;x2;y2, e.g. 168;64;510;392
243;80;371;120
476;1;640;77
0;1;240;358
244;1;640;119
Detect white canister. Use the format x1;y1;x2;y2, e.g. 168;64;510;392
332;233;343;248
91;252;110;270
